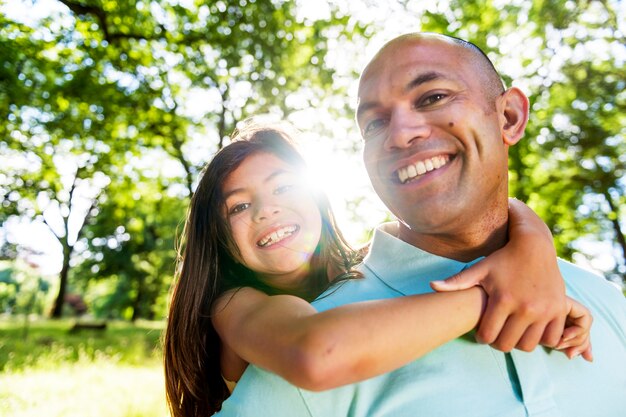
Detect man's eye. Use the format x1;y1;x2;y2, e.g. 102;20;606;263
274;184;295;194
229;202;250;215
363;118;388;137
418;93;447;107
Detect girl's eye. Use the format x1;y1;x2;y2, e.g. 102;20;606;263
228;202;250;215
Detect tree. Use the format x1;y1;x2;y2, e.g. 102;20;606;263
76;167;181;321
1;0;369;318
509;1;626;282
1;9;124;317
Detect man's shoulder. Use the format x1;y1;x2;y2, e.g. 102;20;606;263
312;264;396;312
558;258;626;337
558;258;623;297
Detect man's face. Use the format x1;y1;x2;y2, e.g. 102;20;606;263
357;37;511;235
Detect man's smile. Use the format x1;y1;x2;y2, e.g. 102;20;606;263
396;154;451;184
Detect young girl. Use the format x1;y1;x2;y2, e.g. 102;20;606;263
163;123;591;417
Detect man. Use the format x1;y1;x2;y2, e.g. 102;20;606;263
216;33;626;416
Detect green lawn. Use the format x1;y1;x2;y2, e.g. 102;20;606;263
0;317;169;417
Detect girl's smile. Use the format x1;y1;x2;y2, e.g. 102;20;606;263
256;224;300;248
223;152;322;289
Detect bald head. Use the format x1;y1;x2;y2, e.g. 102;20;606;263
361;33;505;103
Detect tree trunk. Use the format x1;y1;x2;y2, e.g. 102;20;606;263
50;244;72;318
47;168;100;318
171;137;194;197
217;86;229;150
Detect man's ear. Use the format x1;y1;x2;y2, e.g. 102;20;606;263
497;87;529;146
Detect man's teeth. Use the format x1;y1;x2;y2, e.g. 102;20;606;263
397;155;450;184
257;225;298;247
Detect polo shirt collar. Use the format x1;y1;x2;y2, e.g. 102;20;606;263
363;222;473;296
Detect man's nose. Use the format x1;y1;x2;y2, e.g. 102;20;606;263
384;108;432;151
252;200;281;223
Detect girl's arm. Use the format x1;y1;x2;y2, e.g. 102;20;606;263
213;198;592;392
431;198;587;354
212;285;486;392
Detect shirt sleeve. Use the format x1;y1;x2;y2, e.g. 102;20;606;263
215;365;313;417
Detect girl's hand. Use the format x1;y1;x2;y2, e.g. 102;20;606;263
555;297;593;362
431;198;568;353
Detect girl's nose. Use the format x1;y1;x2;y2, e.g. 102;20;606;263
252;203;281;223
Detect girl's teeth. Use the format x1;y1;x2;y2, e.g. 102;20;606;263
258;226;298;247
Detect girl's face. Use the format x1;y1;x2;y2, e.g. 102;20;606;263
223;152;323;290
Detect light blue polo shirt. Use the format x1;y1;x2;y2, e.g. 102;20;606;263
216;226;626;417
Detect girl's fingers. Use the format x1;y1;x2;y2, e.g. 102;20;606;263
475;294;511;345
540;317;566;348
514;322;545;352
581;344;593;362
430;263;487;292
559;336;592;362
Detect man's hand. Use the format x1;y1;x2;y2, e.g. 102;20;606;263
431;199;569;353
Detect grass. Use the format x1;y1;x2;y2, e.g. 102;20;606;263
0;317;169;417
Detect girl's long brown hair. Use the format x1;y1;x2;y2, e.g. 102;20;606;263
163;123;361;417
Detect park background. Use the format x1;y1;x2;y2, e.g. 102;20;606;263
1;0;624;416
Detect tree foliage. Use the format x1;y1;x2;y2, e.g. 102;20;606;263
410;0;625;282
1;0;623;320
0;0;368;318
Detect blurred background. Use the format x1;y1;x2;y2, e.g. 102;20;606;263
1;0;624;416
